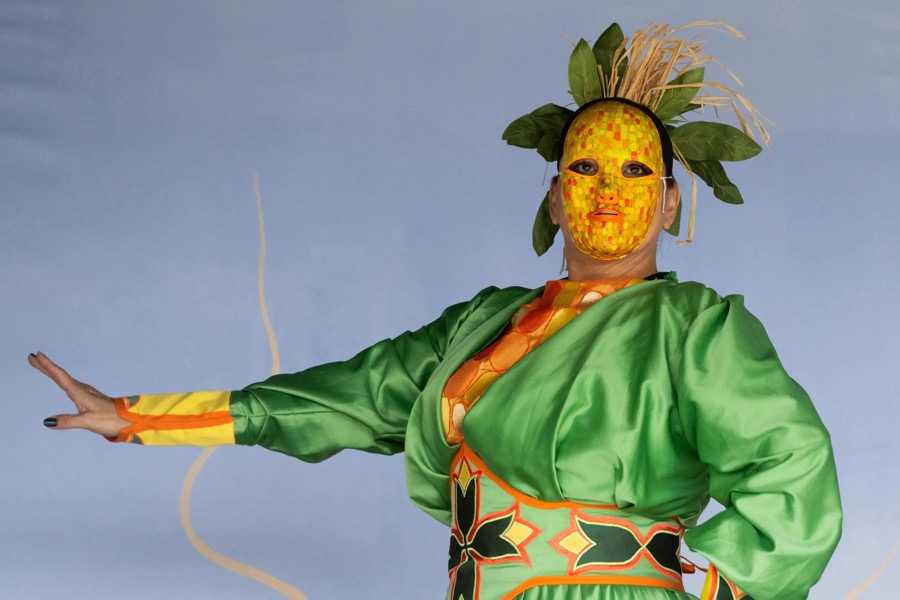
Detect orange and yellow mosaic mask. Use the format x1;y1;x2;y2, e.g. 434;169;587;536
559;101;665;260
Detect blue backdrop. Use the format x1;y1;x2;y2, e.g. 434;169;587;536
2;2;897;598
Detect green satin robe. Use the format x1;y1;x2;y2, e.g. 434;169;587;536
229;278;841;600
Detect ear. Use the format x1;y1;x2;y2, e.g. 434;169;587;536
661;180;681;230
549;176;561;225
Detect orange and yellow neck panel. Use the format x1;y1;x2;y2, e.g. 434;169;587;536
442;277;645;445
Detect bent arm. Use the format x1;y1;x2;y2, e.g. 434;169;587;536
677;296;842;600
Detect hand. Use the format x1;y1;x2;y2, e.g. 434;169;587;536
30;352;132;438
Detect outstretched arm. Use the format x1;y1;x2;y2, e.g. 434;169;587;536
32;285;531;457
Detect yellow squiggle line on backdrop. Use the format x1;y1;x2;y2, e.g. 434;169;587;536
254;171;281;376
843;538;899;599
177;173;307;599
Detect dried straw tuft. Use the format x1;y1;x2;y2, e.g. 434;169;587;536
599;21;772;244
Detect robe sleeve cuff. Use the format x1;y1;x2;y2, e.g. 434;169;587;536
105;391;236;446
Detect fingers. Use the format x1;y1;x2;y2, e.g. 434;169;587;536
31;351;126;437
28;351;81;395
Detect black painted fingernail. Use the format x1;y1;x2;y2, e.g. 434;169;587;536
43;417;58;428
30;352;37;358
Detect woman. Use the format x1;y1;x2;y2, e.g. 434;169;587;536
32;22;841;600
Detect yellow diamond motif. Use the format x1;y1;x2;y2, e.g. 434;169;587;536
503;521;535;547
558;531;590;555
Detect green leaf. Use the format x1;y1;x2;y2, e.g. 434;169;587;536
592;23;626;90
532;192;559;256
664;200;682;236
568;39;602;106
668;121;762;161
686;159;744;204
673;102;702;119
536;132;561;163
530;103;575;122
502;104;573;162
654;67;705;122
502;115;544;149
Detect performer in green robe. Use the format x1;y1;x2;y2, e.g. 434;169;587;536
33;21;841;600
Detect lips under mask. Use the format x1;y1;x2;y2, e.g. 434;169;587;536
559;101;664;260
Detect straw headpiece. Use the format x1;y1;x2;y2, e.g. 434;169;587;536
503;21;771;255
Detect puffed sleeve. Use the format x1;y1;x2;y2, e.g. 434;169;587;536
676;295;842;600
110;286;517;458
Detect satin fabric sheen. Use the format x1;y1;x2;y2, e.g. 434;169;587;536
230;279;841;599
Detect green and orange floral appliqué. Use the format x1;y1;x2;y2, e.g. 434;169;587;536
448;456;540;600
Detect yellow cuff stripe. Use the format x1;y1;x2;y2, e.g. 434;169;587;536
121;390;231;416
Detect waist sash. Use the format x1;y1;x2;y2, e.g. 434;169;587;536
448;445;685;600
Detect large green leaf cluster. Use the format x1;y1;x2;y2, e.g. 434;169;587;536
502;23;762;255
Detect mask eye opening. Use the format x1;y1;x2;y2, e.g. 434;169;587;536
567;158;599;176
621;160;655;179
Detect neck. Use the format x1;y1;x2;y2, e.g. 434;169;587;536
562;240;660;282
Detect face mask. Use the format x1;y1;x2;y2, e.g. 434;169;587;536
559;101;665;260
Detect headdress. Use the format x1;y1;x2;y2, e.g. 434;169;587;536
503;21;771;255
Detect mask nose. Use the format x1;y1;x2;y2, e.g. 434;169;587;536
594;174;621;203
596;192;618;204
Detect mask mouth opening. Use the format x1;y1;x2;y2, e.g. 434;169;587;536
588;207;622;222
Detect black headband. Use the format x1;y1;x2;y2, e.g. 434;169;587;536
556;97;674;177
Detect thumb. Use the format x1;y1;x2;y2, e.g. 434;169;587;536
43;413;87;431
43;410;130;438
